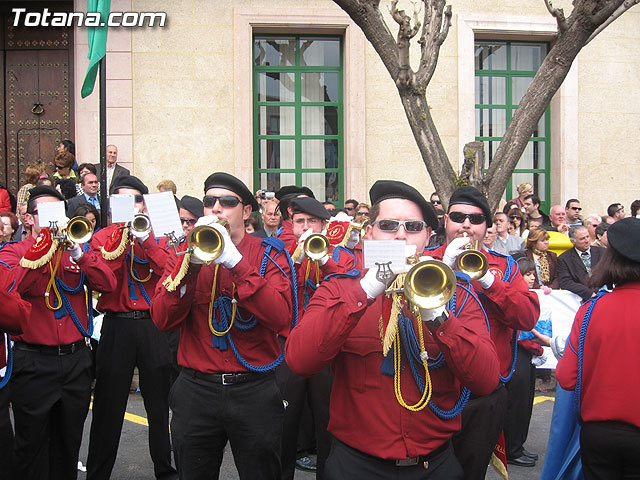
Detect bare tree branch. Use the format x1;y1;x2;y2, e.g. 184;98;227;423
390;0;421;89
544;0;568;32
586;0;639;44
415;0;452;87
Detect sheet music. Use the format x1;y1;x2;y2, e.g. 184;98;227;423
110;194;135;223
144;191;182;238
37;201;67;228
363;240;406;269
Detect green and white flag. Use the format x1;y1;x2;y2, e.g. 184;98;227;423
81;0;111;98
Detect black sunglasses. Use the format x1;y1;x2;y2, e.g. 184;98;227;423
356;211;369;216
509;214;521;220
431;200;442;205
180;217;197;225
449;211;487;225
55;165;67;170
373;219;426;233
134;194;144;203
203;195;242;208
569;206;582;211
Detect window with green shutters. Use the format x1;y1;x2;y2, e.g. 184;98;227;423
475;41;551;212
253;35;343;205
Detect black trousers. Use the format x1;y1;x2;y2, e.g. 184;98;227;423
170;369;285;480
10;346;93;480
0;382;13;478
581;420;640;480
87;313;175;480
276;359;332;480
451;384;507;480
504;345;535;459
324;438;463;480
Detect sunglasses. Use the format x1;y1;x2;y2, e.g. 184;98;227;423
431;200;442;205
203;195;242;208
448;211;487;225
134;194;144;204
373;219;426;233
570;206;582;211
180;217;197;225
509;214;521;220
55;165;67;170
345;207;355;212
356;211;369;216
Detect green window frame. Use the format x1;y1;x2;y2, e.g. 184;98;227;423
253;35;344;205
475;40;551;213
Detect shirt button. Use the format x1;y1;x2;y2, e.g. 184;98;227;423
357;302;363;307
439;331;444;337
404;432;409;437
59;323;63;327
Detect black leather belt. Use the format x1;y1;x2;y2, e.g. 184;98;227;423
469;382;504;400
13;339;88;356
109;311;151;320
183;367;271;386
337;438;450;467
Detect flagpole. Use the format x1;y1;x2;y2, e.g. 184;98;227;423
99;55;107;228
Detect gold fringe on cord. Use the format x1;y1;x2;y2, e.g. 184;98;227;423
20;239;59;269
381;273;406;356
101;226;130;260
162;253;191;292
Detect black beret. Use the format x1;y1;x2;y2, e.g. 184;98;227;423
27;185;65;206
180;195;204;219
204;172;259;212
607;217;640;263
369;180;438;230
290;197;331;220
110;174;149;195
448;186;493;228
275;185;315;201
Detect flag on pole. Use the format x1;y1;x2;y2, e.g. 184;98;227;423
81;0;111;98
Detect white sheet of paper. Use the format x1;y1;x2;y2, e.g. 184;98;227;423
363;240;406;270
110;194;135;223
37;201;67;228
144;191;182;238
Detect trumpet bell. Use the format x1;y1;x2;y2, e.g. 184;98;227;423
455;248;488;281
405;260;456;311
187;225;224;263
304;233;330;261
66;216;94;244
131;213;151;238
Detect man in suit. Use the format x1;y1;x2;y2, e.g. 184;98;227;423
95;145;130;194
557;225;605;301
252;200;280;238
66;172;100;217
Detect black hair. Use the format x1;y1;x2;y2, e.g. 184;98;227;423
565;198;580;208
595;222;610;238
589;246;640;289
73;204;101;226
517;257;536;275
60;139;75;156
524;194;541;207
607;203;623;217
58;179;78;200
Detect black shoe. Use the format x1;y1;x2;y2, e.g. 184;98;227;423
507;455;536;467
295;456;317;472
522;448;539;460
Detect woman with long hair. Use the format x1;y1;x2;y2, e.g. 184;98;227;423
557;217;640;479
524;227;558;293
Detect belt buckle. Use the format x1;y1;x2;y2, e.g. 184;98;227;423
396;457;419;467
221;373;234;386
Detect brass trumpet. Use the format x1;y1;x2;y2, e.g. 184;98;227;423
65;216;94;245
130;213;152;238
186;222;227;263
404;259;457;312
303;233;330;261
454;232;488;281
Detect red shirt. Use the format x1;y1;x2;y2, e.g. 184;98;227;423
285;275;499;459
557;282;640;428
429;244;539;378
91;224;170;312
277;221;297;248
0;262;31;369
0;236;116;346
151;233;293;373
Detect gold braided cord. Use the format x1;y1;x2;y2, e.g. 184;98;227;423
382;274;406;356
207;264;237;336
303;259;321;287
129;240;152;283
44;249;63;311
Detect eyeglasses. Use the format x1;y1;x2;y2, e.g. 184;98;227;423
448;211;487;225
134;194;144;204
431;200;442;205
356;211;369;217
373;219;426;233
344;207;355;212
180;217;197;225
509;215;521;220
569;206;582;211
203;195;242;208
55;165;67;170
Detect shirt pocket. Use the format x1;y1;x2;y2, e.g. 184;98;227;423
340;333;383;393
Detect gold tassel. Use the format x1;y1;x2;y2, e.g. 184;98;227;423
162;253;191;292
491;453;509;480
381;273;406;356
291;243;303;264
20;239;60;269
101;227;130;260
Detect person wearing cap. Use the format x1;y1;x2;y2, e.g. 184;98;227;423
285;180;499;479
426;186;540;479
86;175;177;480
274;185;315;246
556;217;640;479
179;195;204;236
151;172;293;479
278;196;356;480
0;185;116;479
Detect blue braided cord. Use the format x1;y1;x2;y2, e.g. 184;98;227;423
325;247;361;280
499;329;519;383
276;226;283;237
125;252;151;305
575;287;610;415
54;276;94;338
261;236;286;253
429;387;471;419
0;334;12;390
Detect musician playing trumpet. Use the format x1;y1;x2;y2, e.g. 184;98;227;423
0;186;116;479
286;180;499;480
427;186;540;479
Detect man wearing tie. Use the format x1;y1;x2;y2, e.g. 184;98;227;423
66;172;100;217
557;225;606;301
